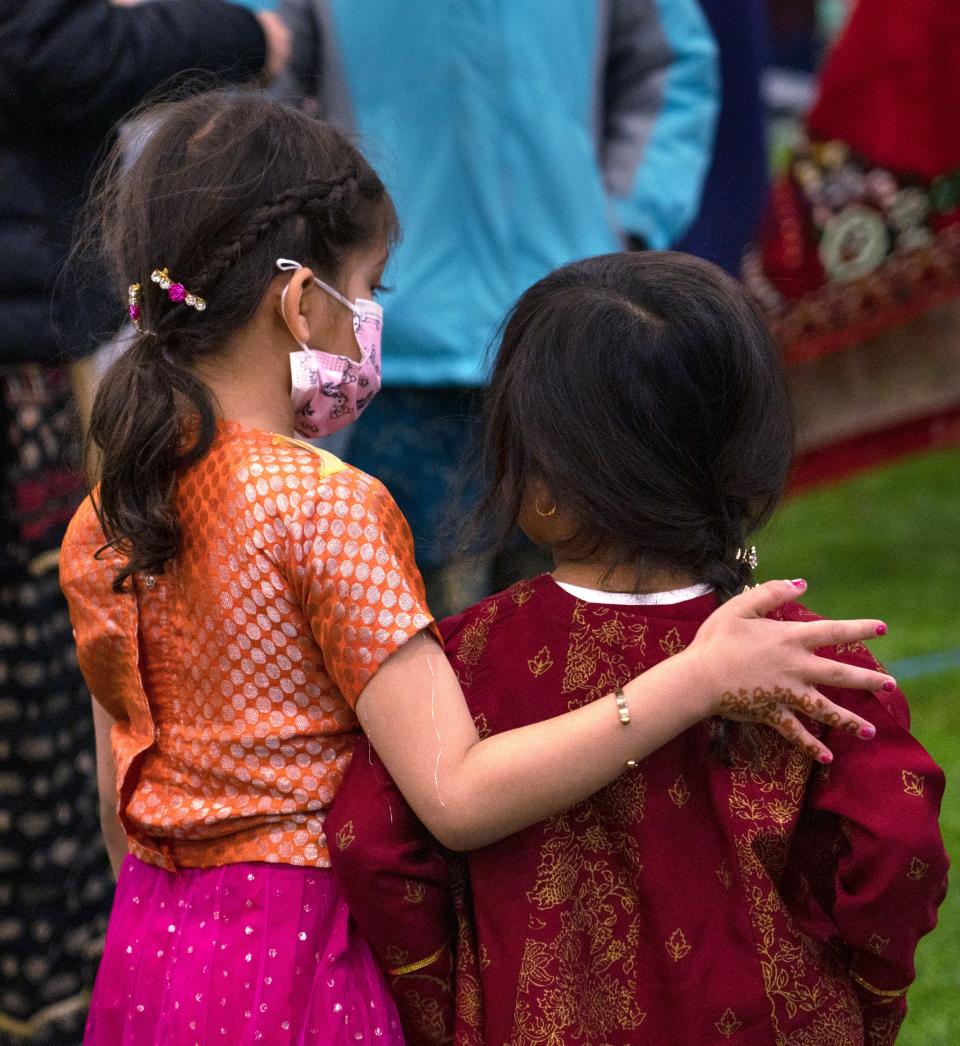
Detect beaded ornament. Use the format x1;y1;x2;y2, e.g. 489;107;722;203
150;268;207;312
127;282;144;334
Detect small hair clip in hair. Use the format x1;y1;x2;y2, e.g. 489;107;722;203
736;545;759;571
150;268;207;312
127;282;144;333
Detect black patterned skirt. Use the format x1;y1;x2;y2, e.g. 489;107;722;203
0;365;112;1045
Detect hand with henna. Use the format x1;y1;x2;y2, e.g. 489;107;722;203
684;579;892;764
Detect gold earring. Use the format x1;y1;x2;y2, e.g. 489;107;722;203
535;499;556;518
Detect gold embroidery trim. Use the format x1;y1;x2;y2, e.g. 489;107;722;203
850;971;909;1000
387;943;447;977
270;433;347;476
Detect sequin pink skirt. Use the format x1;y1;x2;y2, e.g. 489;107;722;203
85;855;403;1045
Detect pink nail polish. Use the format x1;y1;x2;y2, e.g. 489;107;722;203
791;579;806;588
882;680;896;692
875;623;887;636
818;752;832;764
860;725;876;739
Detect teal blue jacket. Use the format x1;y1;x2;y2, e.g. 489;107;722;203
279;0;718;385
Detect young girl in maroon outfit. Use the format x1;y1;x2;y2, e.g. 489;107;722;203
326;252;948;1045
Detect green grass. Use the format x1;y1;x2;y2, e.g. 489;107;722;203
759;448;960;1043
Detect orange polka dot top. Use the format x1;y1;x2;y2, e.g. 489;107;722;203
60;422;438;871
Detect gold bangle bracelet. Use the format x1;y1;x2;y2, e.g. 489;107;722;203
387;944;447;977
850;970;909;1000
614;687;630;726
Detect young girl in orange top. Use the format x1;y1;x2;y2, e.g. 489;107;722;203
60;90;895;1044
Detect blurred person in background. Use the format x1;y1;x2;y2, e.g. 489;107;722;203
0;2;287;1040
277;0;719;617
678;0;769;275
744;0;960;488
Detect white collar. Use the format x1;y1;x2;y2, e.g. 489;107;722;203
552;579;713;606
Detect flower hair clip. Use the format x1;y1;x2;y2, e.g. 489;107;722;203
150;268;207;312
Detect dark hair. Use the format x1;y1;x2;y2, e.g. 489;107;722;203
472;253;793;754
82;88;397;591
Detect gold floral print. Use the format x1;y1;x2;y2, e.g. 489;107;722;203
404;879;426;905
665;928;692;961
767;799;798;826
396;988;453;1045
726;735;864;1043
335;819;355;851
668;775;691;809
833;641;869;656
561;602;647;707
659;626;686;656
507;770;648;1044
511;580;535;606
716;861;734;889
866;1013;902;1046
457;602;498;667
901;770;925;797
866;934;890;957
716;1008;743;1037
527;646;554;677
907;857;929;881
449;860;485;1045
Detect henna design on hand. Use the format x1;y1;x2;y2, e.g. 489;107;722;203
716;686;850;760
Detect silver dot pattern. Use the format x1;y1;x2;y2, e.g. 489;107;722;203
60;423;436;870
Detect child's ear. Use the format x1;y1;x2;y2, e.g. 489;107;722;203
276;267;314;345
517;478;567;547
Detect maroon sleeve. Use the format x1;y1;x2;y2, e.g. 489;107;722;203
326;736;455;1046
788;642;948;1033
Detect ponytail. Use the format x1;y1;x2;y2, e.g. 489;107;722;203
88;334;217;592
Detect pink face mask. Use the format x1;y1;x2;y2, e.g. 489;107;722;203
276;258;383;439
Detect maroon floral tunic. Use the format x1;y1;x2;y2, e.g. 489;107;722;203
327;576;948;1045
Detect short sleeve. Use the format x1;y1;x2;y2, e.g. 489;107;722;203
60;496;137;724
290;467;440;706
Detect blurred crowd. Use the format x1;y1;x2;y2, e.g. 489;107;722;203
0;0;957;1041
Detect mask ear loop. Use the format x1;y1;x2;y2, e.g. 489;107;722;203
277;260;370;360
276;258;362;318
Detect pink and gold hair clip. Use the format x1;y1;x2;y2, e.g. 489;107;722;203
150;268;207;312
127;282;144;333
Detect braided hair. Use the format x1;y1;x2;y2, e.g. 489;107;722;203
469;252;794;760
82;89;396;591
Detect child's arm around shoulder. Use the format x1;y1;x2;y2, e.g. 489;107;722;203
791;619;948;1024
322;598;496;1045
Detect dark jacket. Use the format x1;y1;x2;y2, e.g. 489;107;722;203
0;0;266;364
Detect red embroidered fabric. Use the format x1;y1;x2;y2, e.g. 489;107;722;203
327;576;948;1045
